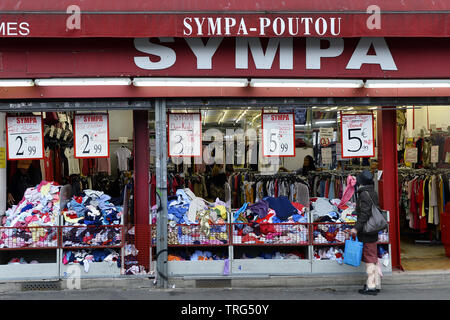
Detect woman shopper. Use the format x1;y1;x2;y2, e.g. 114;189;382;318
350;169;381;296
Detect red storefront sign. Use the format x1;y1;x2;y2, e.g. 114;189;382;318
0;0;449;38
0;37;449;79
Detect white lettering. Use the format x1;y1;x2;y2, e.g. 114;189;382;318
224;17;236;36
7;22;17;36
134;37;176;70
185;37;223;69
236;37;293;70
207;18;222;36
287;17;299;36
314;17;327;36
237;18;248;35
19;22;30;36
346;37;397;70
330;17;341;36
194;17;206;36
306;37;344;69
273;17;286;36
301;17;313;35
259;17;271;36
183;17;193;36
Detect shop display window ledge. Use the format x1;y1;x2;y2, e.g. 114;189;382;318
0;226;60;280
60;221;124;278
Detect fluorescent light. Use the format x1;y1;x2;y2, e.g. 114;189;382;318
35;78;131;86
250;79;364;88
133;78;248;87
218;111;228;124
365;80;450;88
236;110;248;122
315;120;336;125
0;79;34;87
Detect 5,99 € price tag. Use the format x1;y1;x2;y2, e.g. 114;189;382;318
6;115;44;160
340;113;375;158
74;114;110;158
262;113;295;157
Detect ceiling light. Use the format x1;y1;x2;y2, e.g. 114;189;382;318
133;78;248;87
250;79;364;88
35;78;131;86
364;80;450;88
0;79;34;87
218;111;228;124
236;110;248;122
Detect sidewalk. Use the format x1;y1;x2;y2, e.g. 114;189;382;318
1;269;450;293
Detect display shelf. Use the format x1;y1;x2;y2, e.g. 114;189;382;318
231;259;311;276
0;248;60;280
311;222;353;245
61;225;124;249
167;223;229;246
0;226;59;250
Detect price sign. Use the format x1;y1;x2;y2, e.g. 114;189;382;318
168;113;202;157
319;127;334;147
74;114;109;158
6;115;44;160
322;147;332;164
405;147;418;163
340;113;375;158
262;113;295;157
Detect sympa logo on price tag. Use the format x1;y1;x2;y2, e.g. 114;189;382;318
262;113;295;157
168;113;202;157
74;114;109;158
340;113;375;158
6;116;44;160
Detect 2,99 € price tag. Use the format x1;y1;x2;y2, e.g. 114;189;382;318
262;113;295;157
6;115;44;160
340;113;375;158
168;113;202;157
74;114;110;158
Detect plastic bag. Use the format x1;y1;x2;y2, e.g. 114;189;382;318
343;235;363;267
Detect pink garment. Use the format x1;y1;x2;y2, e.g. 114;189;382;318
337;175;357;209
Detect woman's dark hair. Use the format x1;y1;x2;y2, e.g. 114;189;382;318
303;155;316;173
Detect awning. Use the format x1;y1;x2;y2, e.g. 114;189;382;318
0;0;449;38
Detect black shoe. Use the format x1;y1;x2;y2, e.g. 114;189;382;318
358;286;378;295
361;284;380;293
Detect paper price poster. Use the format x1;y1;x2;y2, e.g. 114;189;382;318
6;115;44;160
262;113;295;157
74;114;109;158
340;113;375;158
168;113;202;157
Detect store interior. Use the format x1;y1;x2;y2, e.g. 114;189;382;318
397;106;450;271
0;110;141;275
1;104;449;278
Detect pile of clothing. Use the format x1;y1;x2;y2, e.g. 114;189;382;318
232;196;309;245
0;181;61;249
62;248;120;273
61;189;123;247
239;250;305;260
378;246;390;267
166;188;229;242
310;197;357;223
62;189;122;226
313;246;344;264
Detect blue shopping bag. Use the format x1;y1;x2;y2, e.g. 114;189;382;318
343;235;363;267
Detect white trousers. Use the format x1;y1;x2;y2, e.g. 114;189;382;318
366;262;382;290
